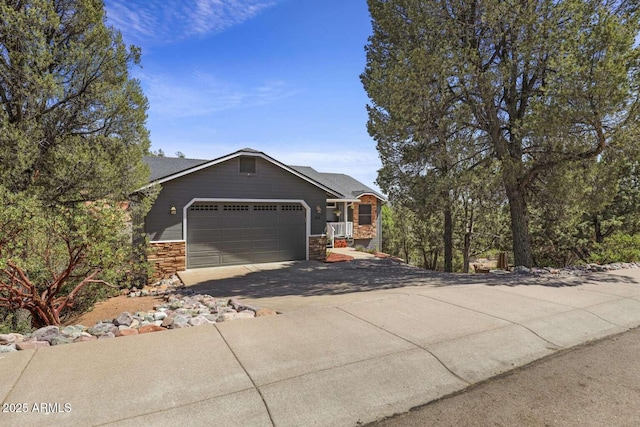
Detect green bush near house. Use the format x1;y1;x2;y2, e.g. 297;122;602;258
0;189;148;327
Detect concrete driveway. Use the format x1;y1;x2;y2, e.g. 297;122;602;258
2;254;640;426
177;250;629;312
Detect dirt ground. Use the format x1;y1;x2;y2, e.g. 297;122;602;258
63;295;164;327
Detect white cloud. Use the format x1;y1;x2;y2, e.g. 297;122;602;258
105;0;276;45
137;70;296;118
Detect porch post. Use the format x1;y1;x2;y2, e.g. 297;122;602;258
344;201;348;238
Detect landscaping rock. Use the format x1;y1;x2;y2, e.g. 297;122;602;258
504;261;640;277
114;312;134;327
0;344;17;353
116;328;139;337
216;312;237;322
170;322;190;329
228;298;258;313
0;333;16;345
161;315;174;327
31;325;60;343
9;333;25;343
61;325;84;338
219;311;255;322
236;312;255;320
138;325;164;334
153;311;167;321
2;291;277;351
88;323;117;337
50;335;75;346
173;314;190;326
188;316;209;327
514;266;531;274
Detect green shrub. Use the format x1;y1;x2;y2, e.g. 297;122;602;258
0;188;147;327
589;232;640;264
0;309;33;335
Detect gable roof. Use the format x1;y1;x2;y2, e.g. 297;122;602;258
141;148;386;202
143;156;209;181
141;148;343;198
289;166;387;201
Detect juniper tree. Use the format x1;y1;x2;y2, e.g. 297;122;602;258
363;0;640;267
0;0;149;203
0;0;152;326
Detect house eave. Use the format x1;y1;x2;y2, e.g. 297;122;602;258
326;198;360;203
353;192;388;202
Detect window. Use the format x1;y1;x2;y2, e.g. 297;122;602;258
327;202;336;208
254;205;277;211
358;204;372;225
190;204;218;211
223;205;249;211
281;204;304;211
239;156;256;174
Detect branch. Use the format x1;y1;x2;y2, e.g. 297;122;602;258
52;268;103;314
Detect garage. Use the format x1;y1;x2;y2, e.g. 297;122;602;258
186;201;306;268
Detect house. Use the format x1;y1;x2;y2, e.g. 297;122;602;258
139;148;386;278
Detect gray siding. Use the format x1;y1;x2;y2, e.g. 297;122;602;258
145;156;327;241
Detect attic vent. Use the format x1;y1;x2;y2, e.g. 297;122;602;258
239;156;256;174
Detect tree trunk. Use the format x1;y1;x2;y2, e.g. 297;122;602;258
593;215;604;244
402;235;410;264
443;205;453;272
463;204;474;274
462;234;471;273
505;183;533;267
420;246;429;270
432;250;439;271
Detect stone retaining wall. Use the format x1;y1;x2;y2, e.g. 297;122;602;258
309;235;327;261
148;241;186;281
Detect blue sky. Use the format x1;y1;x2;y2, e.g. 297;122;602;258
104;0;382;192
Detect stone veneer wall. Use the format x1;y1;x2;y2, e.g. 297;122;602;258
309;235;327;261
148;241;186;281
353;195;377;240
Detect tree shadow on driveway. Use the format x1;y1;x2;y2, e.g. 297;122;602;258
178;258;640;300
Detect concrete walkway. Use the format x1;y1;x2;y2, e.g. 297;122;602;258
2;263;640;426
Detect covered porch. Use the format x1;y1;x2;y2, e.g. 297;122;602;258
325;199;357;248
